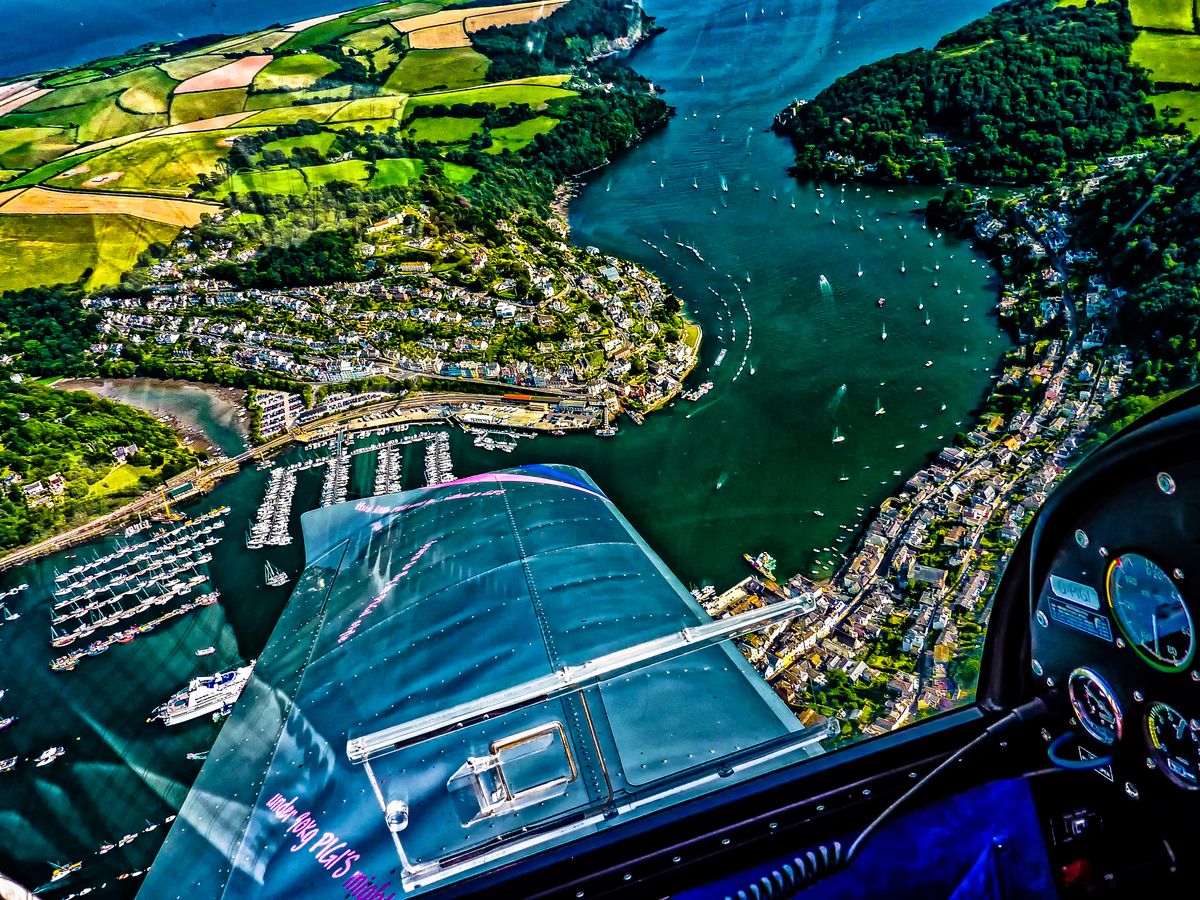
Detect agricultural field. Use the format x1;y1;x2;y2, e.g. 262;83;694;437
117;68;177;114
370;157;426;187
50;131;243;195
303;159;373;187
261;132;338;156
169;88;248;125
0;0;595;293
385;48;490;92
0;213;179;291
407;78;576;113
1128;0;1197;31
1132;32;1200;85
241;100;347;126
1152;89;1200;132
253;54;340;92
209;167;309;198
0;186;215;226
0;127;76;169
486;116;559;153
441;161;477;184
329;95;404;122
393;1;567;50
403;116;485;143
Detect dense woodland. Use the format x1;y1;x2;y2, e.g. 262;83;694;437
0;382;196;549
779;0;1164;184
1075;139;1200;392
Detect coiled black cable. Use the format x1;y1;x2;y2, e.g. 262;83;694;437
729;842;845;900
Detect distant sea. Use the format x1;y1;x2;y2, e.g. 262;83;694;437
0;0;358;78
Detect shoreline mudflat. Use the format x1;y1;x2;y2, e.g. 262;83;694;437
55;376;249;455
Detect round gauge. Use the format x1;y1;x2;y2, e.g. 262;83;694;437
1067;668;1122;744
1107;553;1194;672
1145;702;1200;789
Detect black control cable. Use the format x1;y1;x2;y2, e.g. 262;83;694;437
726;696;1052;900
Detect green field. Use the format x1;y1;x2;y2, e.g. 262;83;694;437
17;67;152;114
261;132;338;156
211;167;309;198
369;157;426;187
326;118;398;133
88;463;153;497
244;86;353;110
341;23;400;52
77;98;163;143
441;161;476;184
1129;0;1196;31
53;131;242;194
385;48;490;93
407;80;576;113
0;213;179;291
354;1;443;22
116;67;178;114
169;88;248;125
204;30;292;54
44;69;106;87
485;116;559;153
280;13;374;51
0;170;20;184
254;54;340;91
403;115;484;143
303;159;372;187
329;95;404;121
0;127;76;169
1132;32;1200;85
159;55;230;81
3;148;105;189
242;100;347;126
1152;89;1200;132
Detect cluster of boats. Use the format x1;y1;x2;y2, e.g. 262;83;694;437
424;431;455;484
4;745;67;775
320;436;351;507
47;511;229;669
0;583;26;625
372;441;404;493
247;466;298;549
50;590;221;672
150;662;255;726
471;430;517;453
682;381;715;402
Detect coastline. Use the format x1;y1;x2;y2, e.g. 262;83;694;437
55;377;249;456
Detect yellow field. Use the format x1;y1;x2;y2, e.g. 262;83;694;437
1128;0;1196;31
393;1;567;49
1132;32;1200;85
0;186;216;227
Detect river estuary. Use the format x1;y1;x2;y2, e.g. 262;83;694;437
0;0;1005;891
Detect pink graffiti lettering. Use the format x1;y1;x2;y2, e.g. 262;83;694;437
337;539;437;644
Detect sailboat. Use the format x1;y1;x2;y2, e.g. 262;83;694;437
900;261;906;274
772;191;778;200
790;199;796;209
925;312;931;326
881;323;888;341
875;398;886;416
692;177;699;189
838;471;850;482
832;427;846;444
263;560;289;588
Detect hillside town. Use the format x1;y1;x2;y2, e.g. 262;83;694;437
705;155;1140;745
82;205;699;419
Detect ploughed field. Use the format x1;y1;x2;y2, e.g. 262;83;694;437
0;0;579;290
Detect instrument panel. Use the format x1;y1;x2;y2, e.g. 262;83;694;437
1030;422;1200;801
